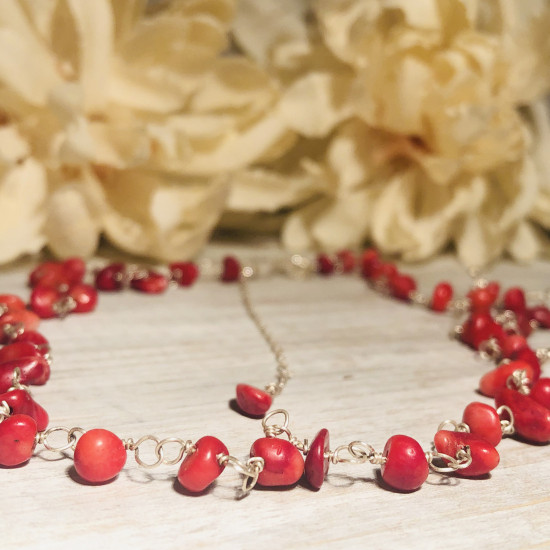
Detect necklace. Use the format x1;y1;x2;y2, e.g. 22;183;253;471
0;250;549;496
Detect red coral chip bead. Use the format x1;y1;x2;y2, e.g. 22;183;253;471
485;281;500;302
381;435;428;491
0;389;49;431
251;437;304;487
0;309;41;335
510;347;541;375
62;258;86;284
495;388;550;443
501;335;528;358
478;360;537;398
317;254;335;275
336;250;356;273
0;294;26;313
431;282;453;312
28;262;67;289
462;402;502;447
503;287;526;313
177;436;229;492
514;310;533;337
0;413;37;466
30;287;62;319
11;331;50;355
360;249;380;279
73;429;127;483
0;356;51;392
235;384;272;416
304;428;330;490
372;262;398;281
388;273;416;301
433;430;499;477
529;306;550;329
221;256;241;282
95;263;126;291
467;287;497;312
461;313;506;350
529;378;550;410
68;283;98;313
130;272;168;294
0;342;41;363
169;262;199;287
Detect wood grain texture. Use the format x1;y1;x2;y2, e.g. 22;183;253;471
2;250;550;550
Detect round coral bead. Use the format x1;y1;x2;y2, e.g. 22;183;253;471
73;429;127;483
0;414;37;466
235;384;272;416
381;435;428;492
304;428;330;490
177;436;228;492
431;282;453;312
251;437;304;487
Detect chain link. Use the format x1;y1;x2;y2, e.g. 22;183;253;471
328;441;386;466
426;447;473;473
37;426;85;452
239;277;291;397
497;405;515;436
124;435;195;469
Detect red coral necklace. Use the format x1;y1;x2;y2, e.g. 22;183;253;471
0;250;549;495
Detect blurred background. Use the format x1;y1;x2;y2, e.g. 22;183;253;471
0;0;548;268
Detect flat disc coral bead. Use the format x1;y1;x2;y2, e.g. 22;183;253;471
236;384;272;416
73;429;127;483
177;436;228;492
381;435;428;491
0;414;37;466
304;429;330;490
251;437;304;487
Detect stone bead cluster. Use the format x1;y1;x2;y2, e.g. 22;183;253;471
0;250;548;494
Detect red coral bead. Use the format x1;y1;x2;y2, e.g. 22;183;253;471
501;335;528;358
28;262;67;289
251;437;304;487
0;414;37;466
221;256;241;282
62;258;86;284
337;250;356;273
381;435;428;491
530;378;550;410
479;360;537;398
529;306;550;329
372;262;398;281
0;389;49;431
177;436;228;492
304;428;330;490
360;249;380;279
0;294;25;313
0;342;41;363
317;254;335;275
0;356;51;392
462;402;502;447
30;287;62;319
68;283;98;313
485;281;500;302
169;262;199;287
510;347;540;375
73;429;127;483
11;331;50;355
461;313;505;350
434;430;499;477
495;388;550;443
467;287;497;312
235;384;272;416
503;287;526;313
431;282;453;312
130;272;168;294
95;263;126;291
0;309;41;335
388;273;416;301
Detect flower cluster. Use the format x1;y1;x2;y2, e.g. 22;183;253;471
1;0;549;266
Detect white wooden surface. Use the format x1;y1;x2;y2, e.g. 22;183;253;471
2;248;550;550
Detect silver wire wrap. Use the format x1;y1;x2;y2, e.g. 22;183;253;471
218;454;265;495
497;405;515;436
0;400;10;421
437;420;470;433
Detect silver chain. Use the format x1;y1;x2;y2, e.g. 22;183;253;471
238;274;290;396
